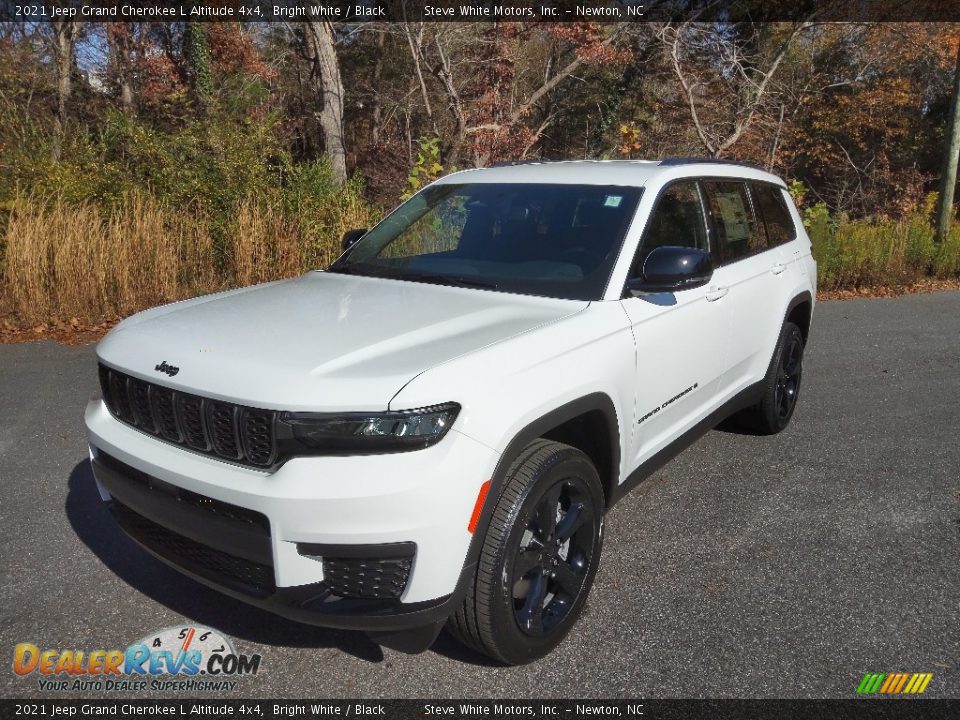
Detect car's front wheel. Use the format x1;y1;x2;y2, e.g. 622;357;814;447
447;439;604;665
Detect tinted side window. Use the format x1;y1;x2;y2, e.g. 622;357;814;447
703;181;763;264
633;182;707;274
752;183;796;247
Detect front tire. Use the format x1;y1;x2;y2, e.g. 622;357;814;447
447;440;604;665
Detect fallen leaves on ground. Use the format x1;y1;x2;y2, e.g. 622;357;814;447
0;317;118;345
817;277;960;301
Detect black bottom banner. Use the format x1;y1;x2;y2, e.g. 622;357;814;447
2;699;958;720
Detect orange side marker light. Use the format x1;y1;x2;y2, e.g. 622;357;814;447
468;480;491;533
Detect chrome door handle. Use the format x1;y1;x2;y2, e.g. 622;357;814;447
705;286;729;302
771;263;787;275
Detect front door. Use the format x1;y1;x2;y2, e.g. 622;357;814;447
620;180;731;466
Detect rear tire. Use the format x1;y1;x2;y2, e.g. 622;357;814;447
447;439;604;665
738;321;805;435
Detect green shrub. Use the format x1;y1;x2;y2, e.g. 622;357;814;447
810;198;960;289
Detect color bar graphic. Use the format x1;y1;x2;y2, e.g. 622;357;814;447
857;672;933;695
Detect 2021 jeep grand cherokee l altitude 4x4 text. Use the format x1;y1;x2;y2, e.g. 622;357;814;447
85;159;816;664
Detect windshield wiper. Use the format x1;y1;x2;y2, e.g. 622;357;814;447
389;272;500;290
400;273;500;290
326;263;356;274
328;266;499;290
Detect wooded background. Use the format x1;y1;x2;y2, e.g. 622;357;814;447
2;18;960;326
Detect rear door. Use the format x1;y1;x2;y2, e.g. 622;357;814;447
752;181;810;288
702;180;791;396
620;180;731;466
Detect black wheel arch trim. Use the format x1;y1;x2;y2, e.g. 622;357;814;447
380;303;805;643
446;393;621;595
486;392;622;509
766;290;813;374
785;291;813;333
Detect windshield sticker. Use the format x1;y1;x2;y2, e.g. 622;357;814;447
604;195;623;208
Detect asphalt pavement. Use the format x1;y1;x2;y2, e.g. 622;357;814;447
1;291;958;699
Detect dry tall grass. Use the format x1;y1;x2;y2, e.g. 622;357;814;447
234;197;304;286
0;189;375;324
1;193;215;323
300;188;376;271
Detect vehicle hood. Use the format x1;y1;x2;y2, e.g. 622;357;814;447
98;272;587;411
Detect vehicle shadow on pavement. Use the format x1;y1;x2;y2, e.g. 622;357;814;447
65;459;386;663
427;631;502;667
713;416;765;437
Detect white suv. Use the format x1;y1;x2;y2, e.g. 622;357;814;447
85;159;816;664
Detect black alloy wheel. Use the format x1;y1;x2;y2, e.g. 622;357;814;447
737;321;805;435
774;329;804;422
511;477;597;636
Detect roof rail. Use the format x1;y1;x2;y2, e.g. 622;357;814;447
489;160;548;168
658;157;768;172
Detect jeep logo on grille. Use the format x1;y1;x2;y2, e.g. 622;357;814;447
154;361;179;377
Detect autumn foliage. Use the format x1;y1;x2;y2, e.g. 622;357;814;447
1;19;960;331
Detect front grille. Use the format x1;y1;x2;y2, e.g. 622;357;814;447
323;556;414;600
151;386;181;442
177;395;209;451
98;364;277;469
111;500;276;597
241;409;275;466
128;378;156;434
207;401;241;459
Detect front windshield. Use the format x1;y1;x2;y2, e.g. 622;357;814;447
328;183;643;301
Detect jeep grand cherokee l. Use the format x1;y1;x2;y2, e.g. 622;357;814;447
85;159;816;664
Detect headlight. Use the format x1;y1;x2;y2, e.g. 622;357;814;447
279;403;460;455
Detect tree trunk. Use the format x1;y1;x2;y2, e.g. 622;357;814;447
402;23;438;137
51;19;79;161
370;28;386;146
936;42;960;244
107;25;135;115
304;21;347;184
183;22;213;113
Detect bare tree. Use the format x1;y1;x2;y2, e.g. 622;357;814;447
406;22;628;167
370;27;386;146
403;22;471;164
664;20;813;158
50;16;80;160
303;20;347;183
106;25;136;115
402;22;437;134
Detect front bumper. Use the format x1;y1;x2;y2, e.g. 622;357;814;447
84;399;498;631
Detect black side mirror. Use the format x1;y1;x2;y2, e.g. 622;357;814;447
341;228;367;251
626;246;714;295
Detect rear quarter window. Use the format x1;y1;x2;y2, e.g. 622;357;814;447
752;183;797;247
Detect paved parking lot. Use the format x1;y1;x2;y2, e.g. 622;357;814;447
1;291;957;698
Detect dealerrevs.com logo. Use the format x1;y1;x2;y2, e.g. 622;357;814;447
12;626;262;693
